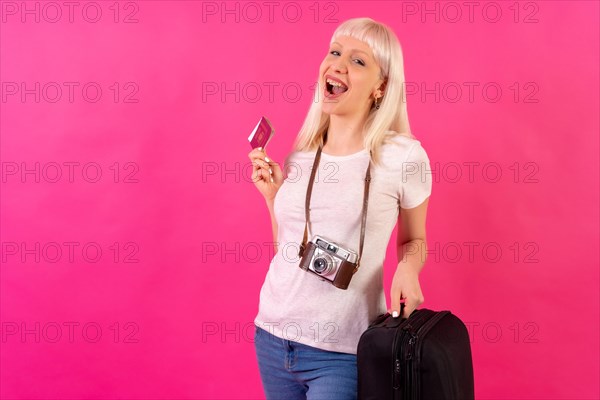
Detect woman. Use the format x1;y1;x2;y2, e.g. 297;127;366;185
247;17;432;399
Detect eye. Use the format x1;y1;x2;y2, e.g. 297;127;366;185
328;50;365;66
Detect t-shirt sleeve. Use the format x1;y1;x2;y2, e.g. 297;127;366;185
398;141;432;209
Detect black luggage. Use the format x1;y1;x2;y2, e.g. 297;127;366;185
357;307;474;400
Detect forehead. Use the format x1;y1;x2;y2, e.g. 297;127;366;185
330;35;374;58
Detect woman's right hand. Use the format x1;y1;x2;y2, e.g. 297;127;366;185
248;147;284;201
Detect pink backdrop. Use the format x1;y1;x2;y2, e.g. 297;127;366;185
1;1;598;399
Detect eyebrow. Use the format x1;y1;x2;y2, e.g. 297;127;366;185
330;41;371;57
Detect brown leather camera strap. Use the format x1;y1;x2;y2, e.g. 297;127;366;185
298;135;372;274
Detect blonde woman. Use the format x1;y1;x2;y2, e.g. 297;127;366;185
248;17;432;399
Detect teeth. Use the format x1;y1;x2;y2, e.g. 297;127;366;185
326;78;347;88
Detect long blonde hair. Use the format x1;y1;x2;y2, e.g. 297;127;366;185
292;17;414;167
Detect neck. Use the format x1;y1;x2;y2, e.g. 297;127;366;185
323;111;370;155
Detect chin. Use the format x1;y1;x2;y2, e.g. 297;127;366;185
321;98;343;114
321;103;340;115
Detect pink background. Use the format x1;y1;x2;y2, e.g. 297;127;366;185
1;1;598;399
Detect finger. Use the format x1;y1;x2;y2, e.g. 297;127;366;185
391;292;402;318
249;148;261;158
260;166;272;183
394;297;408;319
252;159;269;181
264;156;280;174
261;153;273;172
252;165;263;182
264;168;274;183
249;149;275;183
401;298;413;319
251;161;262;181
262;158;273;173
249;147;266;160
250;157;271;173
249;154;267;166
259;159;273;176
270;161;283;182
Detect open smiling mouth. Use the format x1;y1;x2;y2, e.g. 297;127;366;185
325;78;349;98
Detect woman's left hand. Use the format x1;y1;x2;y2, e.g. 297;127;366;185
388;266;424;319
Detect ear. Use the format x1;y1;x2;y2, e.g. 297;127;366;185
374;77;387;98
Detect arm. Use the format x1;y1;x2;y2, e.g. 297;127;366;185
266;198;279;254
390;197;430;318
397;197;429;273
248;146;284;255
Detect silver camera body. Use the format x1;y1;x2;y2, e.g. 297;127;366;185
298;235;359;289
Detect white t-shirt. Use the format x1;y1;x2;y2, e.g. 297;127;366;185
254;132;433;355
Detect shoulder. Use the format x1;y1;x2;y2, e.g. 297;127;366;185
378;131;427;165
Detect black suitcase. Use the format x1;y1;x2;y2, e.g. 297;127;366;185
357;307;474;400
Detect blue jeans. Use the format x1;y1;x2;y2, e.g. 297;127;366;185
253;325;357;400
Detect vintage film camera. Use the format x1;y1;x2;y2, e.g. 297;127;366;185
298;235;359;290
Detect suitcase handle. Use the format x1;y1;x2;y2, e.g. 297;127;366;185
370;304;413;328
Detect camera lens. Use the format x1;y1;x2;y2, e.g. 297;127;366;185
313;257;330;274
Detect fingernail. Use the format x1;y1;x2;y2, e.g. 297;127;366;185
265;156;270;162
257;147;263;151
270;177;274;183
392;311;399;318
269;168;273;174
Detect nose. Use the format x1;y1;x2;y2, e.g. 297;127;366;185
332;59;347;73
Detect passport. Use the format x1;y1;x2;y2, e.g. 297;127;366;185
248;116;275;150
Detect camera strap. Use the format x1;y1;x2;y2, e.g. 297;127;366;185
298;135;372;274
